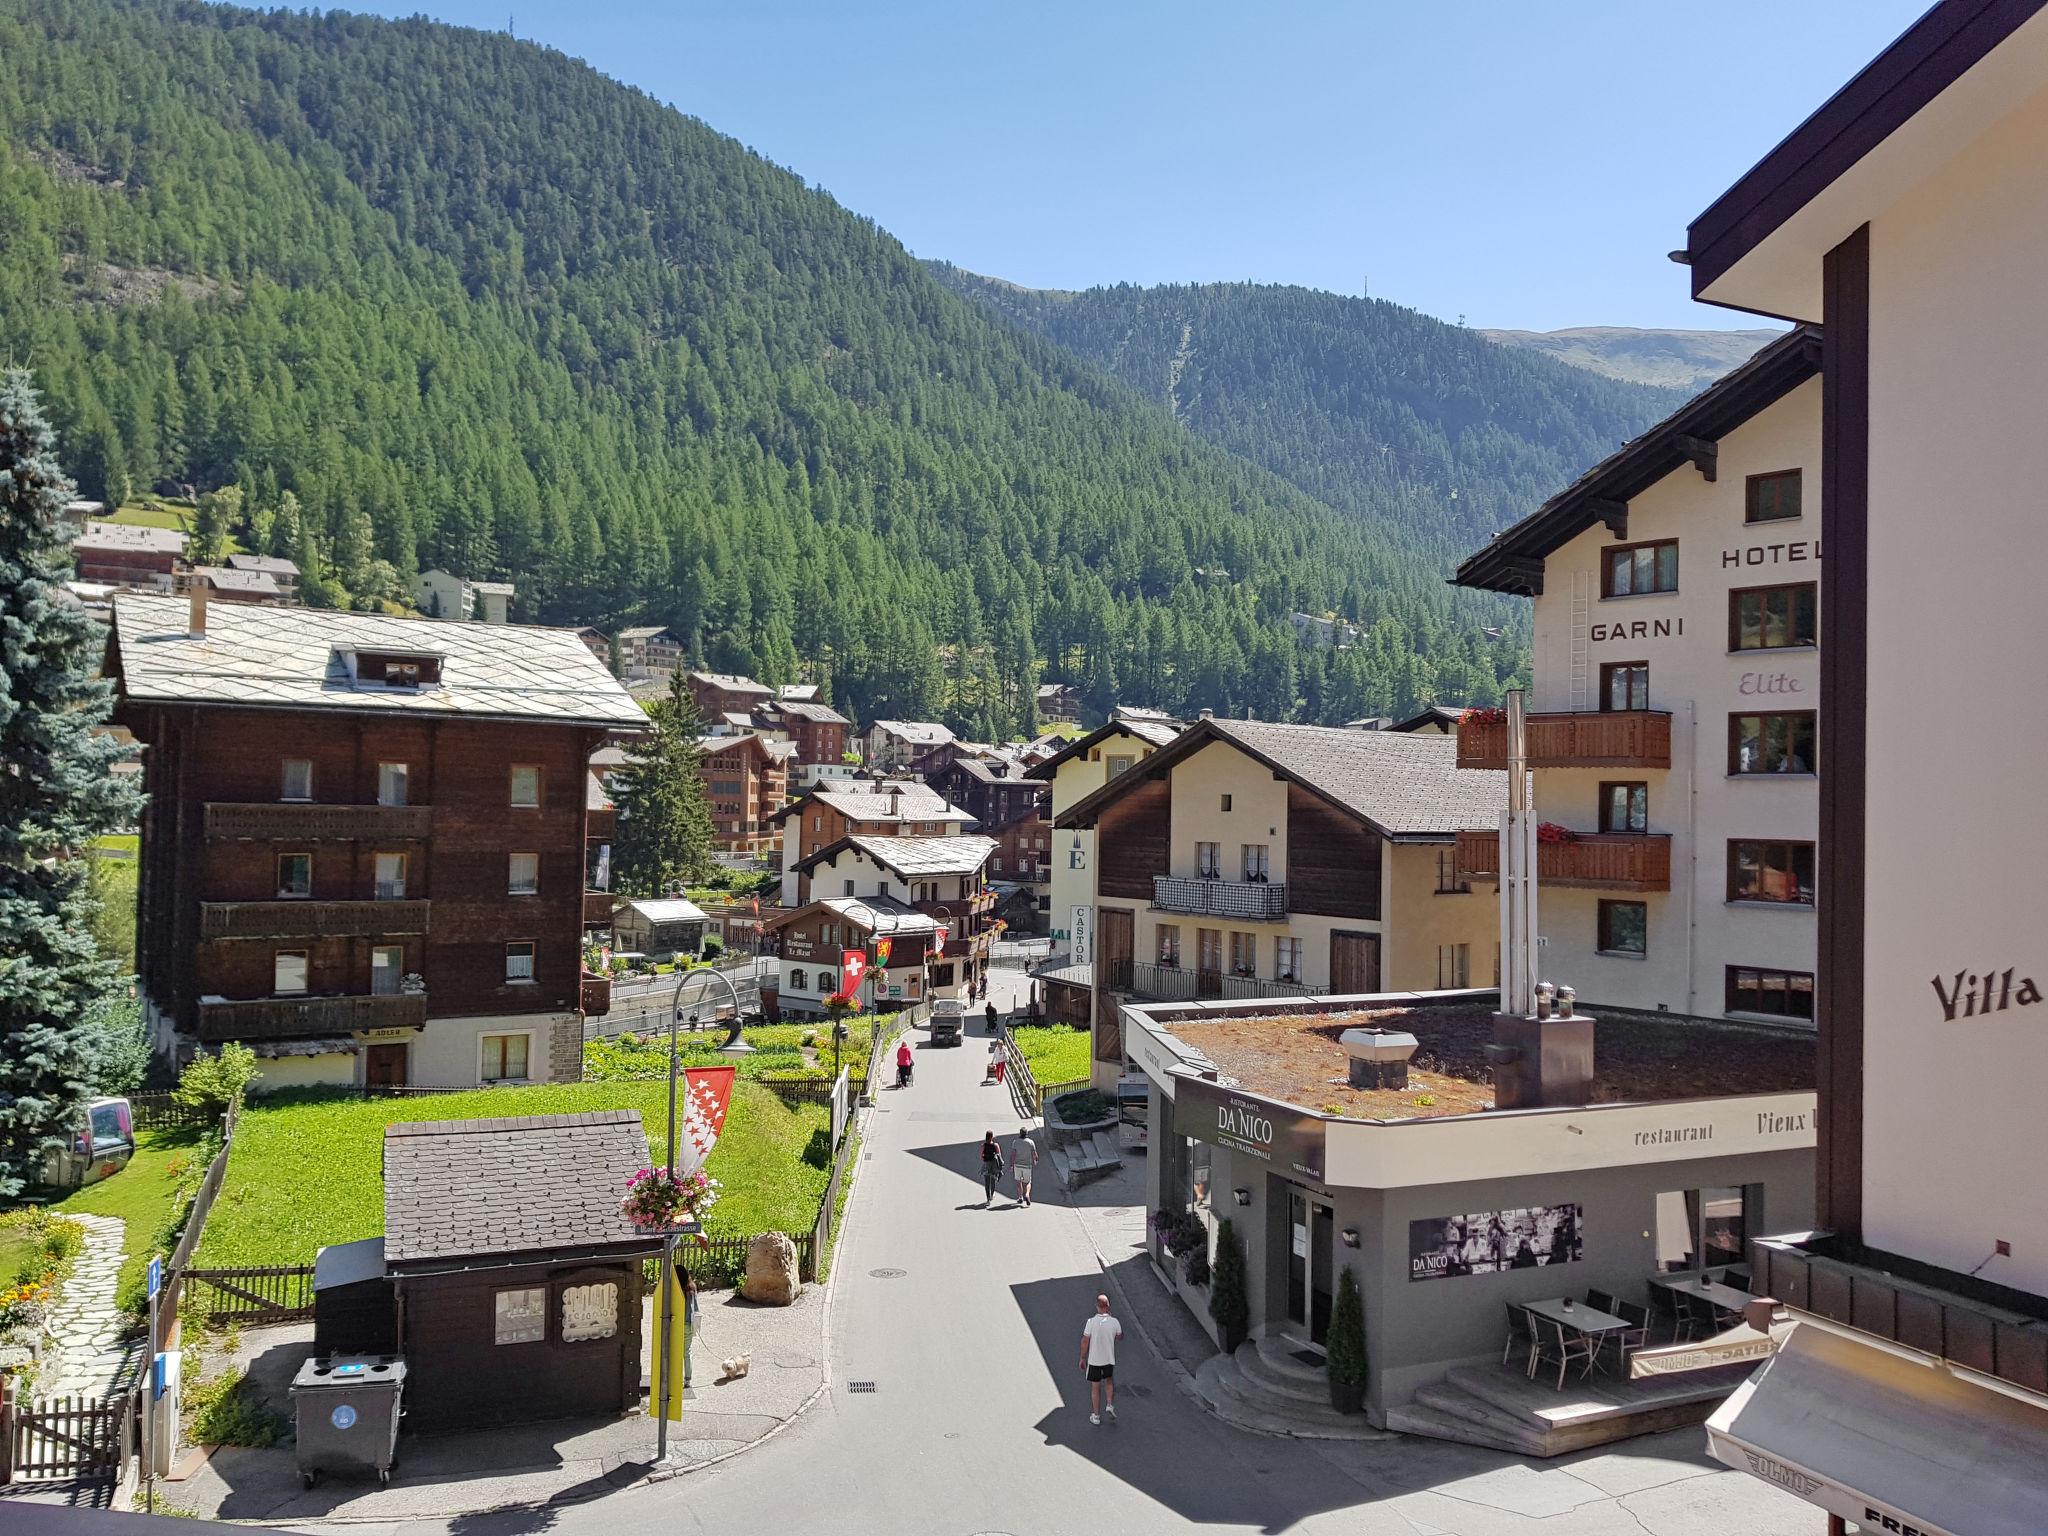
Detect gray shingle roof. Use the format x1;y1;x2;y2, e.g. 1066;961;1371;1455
624;897;708;924
112;592;648;730
383;1111;656;1267
843;833;997;877
771;698;850;724
811;786;968;823
74;520;187;555
1206;719;1505;837
870;719;954;746
224;553;300;577
688;670;772;695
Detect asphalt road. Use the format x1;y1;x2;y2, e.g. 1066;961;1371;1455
345;975;1815;1536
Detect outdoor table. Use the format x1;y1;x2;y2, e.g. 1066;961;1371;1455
1654;1273;1751;1315
1524;1298;1632;1373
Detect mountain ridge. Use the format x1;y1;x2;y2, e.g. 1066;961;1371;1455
1478;325;1784;389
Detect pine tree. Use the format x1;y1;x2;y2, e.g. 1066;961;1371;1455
610;671;716;898
0;369;141;1196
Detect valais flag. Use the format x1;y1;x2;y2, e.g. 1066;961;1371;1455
673;1065;736;1177
839;948;869;998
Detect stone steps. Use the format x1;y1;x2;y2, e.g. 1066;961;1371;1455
1048;1132;1123;1190
1382;1360;1753;1458
1237;1335;1333;1407
1188;1341;1391;1442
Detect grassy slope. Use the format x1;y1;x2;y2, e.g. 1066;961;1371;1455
1011;1025;1092;1088
52;1128;205;1311
195;1081;830;1268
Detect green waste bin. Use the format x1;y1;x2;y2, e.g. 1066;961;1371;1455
291;1354;405;1488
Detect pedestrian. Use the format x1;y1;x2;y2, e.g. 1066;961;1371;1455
1010;1125;1038;1206
896;1036;914;1088
680;1266;701;1388
979;1130;1004;1205
987;1037;1007;1087
1079;1293;1122;1424
984;999;999;1037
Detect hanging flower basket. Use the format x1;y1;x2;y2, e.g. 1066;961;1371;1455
620;1165;721;1231
1536;822;1580;845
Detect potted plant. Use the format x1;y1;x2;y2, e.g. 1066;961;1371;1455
1325;1265;1367;1414
619;1165;721;1231
1208;1218;1250;1352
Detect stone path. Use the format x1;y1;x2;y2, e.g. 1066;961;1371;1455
37;1213;134;1401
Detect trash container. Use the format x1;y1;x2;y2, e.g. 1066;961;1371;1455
290;1354;405;1488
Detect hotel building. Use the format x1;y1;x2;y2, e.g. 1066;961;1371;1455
1455;329;1823;1028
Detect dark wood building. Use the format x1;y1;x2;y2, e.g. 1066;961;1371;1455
685;669;773;721
698;732;790;855
381;1112;662;1434
109;591;646;1090
760;697;852;767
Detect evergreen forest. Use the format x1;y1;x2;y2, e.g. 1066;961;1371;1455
1;0;1679;735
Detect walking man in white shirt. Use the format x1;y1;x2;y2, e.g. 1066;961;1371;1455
1010;1125;1039;1206
1079;1293;1122;1424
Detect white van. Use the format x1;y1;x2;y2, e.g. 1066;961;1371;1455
42;1097;136;1191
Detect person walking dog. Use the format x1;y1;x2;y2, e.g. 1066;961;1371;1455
1010;1125;1038;1206
979;1130;1004;1206
1080;1293;1122;1424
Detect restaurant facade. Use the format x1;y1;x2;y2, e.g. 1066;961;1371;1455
1124;990;1816;1435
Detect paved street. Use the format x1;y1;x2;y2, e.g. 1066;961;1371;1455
321;989;1817;1536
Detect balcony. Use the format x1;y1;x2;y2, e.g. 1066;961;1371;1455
580;973;612;1016
1151;875;1289;921
584;890;616;925
1455;829;1673;892
200;900;431;939
205;802;434;841
196;991;427;1042
1456;711;1673;771
1125;961;1315;1003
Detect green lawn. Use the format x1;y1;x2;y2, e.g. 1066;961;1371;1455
94;833;139;856
195;1080;833;1268
1012;1024;1092;1089
105;500;194;532
586;1018;877;1082
51;1129;206;1315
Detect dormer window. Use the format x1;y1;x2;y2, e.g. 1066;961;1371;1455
345;649;444;689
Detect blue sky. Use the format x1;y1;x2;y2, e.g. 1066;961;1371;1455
356;0;1926;331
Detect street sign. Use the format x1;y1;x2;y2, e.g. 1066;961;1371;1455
147;1256;162;1300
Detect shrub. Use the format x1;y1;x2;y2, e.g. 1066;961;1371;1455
185;1367;287;1448
172;1043;258;1121
1327;1266;1367;1387
1051;1088;1114;1123
1209;1218;1249;1342
700;934;724;959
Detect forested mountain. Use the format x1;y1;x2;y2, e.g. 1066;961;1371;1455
929;270;1687;567
1479;326;1782;389
1;2;1628;736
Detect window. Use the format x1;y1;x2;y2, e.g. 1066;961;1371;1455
1275;936;1303;983
377;762;409;807
371;945;404;997
1727;965;1814;1021
1656;1186;1756;1273
1746;469;1802;524
1728;840;1816;905
875;880;888;897
1197;928;1223;975
842;879;855;897
790;968;808;991
817;971;838;996
993;857;1003;873
1600;661;1650;712
509;852;539;895
1195;841;1221;878
481;1032;531;1082
1729;711;1817;775
505;941;536;984
1602;539;1679;597
276;852;312;898
1435;849;1470;894
493;1286;546;1345
509;765;541;808
1241;844;1270;882
1219;794;1232;813
1598;900;1648;956
1600;782;1649;834
1436;943;1471;988
1230;932;1257;976
274;951;308;995
374;852;407;900
1156;924;1182;967
1730;582;1818;651
281;758;313;802
1106;754;1134;779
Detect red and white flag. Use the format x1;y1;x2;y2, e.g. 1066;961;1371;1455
839;948;869;997
673;1065;736;1176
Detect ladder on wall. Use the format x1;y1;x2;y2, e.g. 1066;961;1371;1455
1568;571;1592;711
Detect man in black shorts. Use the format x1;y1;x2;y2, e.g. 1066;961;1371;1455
1079;1293;1122;1424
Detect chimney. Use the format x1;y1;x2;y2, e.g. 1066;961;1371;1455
889;786;902;818
1198;708;1215;721
1487;1005;1596;1110
1340;1027;1418;1090
187;572;210;639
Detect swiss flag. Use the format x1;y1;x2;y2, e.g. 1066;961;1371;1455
840;948;869;996
673;1065;736;1175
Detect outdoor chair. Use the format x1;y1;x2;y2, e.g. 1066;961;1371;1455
1520;1305;1546;1378
1674;1291;1717;1342
1534;1317;1598;1390
1585;1288;1618;1316
1613;1300;1653;1367
1502;1303;1533;1370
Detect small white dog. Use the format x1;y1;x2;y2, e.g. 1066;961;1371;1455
719;1352;753;1381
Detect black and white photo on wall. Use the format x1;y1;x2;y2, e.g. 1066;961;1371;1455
1408;1203;1583;1282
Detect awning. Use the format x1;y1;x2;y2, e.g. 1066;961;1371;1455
1706;1321;2048;1536
1632;1300;1796;1379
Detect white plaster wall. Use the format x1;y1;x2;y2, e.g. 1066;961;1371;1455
412;1012;576;1086
248;1052;357;1093
1859;78;2048;1291
1045;730;1166;957
1522;379;1820;1021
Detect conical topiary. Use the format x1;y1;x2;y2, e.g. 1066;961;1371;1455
1326;1265;1367;1413
1208;1217;1250;1351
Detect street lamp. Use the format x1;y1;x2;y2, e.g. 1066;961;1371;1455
835;898;904;1073
654;964;743;1465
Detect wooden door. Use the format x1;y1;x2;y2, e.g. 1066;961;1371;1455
365;1043;409;1088
1097;907;1133;991
1196;928;1224;998
1330;931;1381;995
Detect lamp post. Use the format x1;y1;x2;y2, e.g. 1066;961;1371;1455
655;964;743;1464
835;898;905;1072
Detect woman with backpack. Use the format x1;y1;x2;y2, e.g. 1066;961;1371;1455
979;1130;1004;1206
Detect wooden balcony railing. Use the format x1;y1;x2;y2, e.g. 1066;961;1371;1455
580;973;612;1016
205;802;435;841
196;992;427;1042
1456;711;1673;771
200;900;431;939
1151;875;1289;920
584;890;616;925
1455;829;1673;892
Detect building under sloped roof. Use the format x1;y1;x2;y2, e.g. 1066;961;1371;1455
796;833;998;880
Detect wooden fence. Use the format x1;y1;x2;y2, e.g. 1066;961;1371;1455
0;1384;130;1485
182;1264;317;1326
127;1091;213;1134
1003;1037;1044;1115
758;1073;866;1107
642;1232;814;1292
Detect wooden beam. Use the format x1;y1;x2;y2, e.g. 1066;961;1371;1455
1673;433;1719;482
1499;556;1545;597
1587;498;1629;539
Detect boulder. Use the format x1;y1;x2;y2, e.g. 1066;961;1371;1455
739;1232;802;1305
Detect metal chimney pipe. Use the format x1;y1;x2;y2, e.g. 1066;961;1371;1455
187;572;209;639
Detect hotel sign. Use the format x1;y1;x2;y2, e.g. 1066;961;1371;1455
1173;1074;1325;1183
